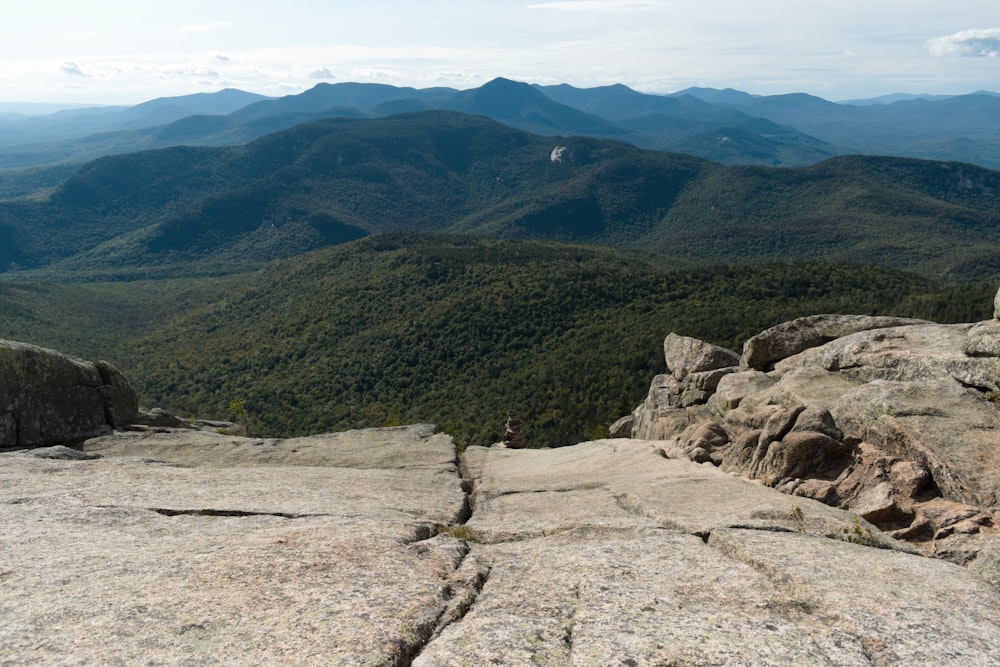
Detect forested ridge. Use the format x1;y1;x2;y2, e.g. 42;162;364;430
1;111;998;447
3;234;989;448
2;112;1000;282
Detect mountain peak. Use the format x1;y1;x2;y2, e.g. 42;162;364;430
477;77;544;98
451;77;554;115
671;87;757;104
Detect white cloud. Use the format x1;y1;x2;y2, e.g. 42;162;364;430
60;62;88;77
171;66;221;77
309;67;335;79
347;67;406;81
528;1;662;12
175;21;231;33
926;28;1000;57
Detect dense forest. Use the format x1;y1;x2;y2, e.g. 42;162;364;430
2;234;992;449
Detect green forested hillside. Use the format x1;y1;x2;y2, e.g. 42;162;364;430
2;112;1000;282
2;111;999;448
0;276;242;359
4;234;987;449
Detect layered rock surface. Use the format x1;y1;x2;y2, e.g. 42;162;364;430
4;423;1000;665
628;303;1000;582
422;440;1000;665
1;425;469;666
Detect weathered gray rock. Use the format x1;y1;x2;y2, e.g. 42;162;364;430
631;359;740;440
136;407;195;429
94;360;138;429
937;533;1000;590
82;422;455;469
1;424;470;665
630;373;691;440
964;321;1000;357
741;314;931;371
708;369;776;412
833;376;1000;508
674;420;730;463
664;332;740;380
10;444;103;460
414;440;1000;664
6;423;1000;665
792;405;843;440
607;413;633;438
0;340;138;449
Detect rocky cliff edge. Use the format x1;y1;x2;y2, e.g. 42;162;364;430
4;296;1000;664
620;294;1000;592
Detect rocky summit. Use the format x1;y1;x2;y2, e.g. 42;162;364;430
622;301;1000;584
3;290;1000;665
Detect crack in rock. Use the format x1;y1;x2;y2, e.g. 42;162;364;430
562;583;581;657
143;507;318;519
402;545;492;666
435;553;492;637
484;484;607;501
454;487;473;526
402;450;492;664
723;523;799;535
705;530;820;617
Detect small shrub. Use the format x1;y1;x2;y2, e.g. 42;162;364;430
791;506;805;531
843;516;877;546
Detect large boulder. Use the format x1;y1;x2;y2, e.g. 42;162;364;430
741;314;931;371
0;339;138;449
631;333;740;439
664;332;740;380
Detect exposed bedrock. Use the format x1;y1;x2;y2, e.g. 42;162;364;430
630;290;1000;570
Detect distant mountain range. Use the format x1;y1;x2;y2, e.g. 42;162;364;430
2;78;1000;173
2;111;999;282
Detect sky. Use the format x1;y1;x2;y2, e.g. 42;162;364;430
1;0;999;108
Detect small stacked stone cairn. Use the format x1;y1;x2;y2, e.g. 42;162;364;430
496;411;527;449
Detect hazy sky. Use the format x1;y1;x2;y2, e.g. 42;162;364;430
2;0;999;106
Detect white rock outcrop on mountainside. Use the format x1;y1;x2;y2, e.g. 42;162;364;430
629;291;1000;585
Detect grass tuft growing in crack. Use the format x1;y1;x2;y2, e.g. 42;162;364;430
440;524;478;542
